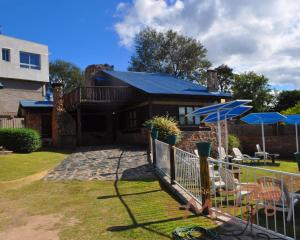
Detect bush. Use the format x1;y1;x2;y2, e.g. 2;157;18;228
228;134;240;150
144;116;181;143
0;128;41;153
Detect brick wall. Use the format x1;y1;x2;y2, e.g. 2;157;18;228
0;78;44;116
229;123;298;158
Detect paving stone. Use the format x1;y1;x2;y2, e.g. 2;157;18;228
44;146;155;181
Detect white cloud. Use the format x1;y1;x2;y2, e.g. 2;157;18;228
114;0;300;89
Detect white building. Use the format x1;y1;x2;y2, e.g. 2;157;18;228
0;35;49;116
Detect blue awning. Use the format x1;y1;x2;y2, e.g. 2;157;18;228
284;115;300;125
241;112;286;124
188;99;252;116
203;105;253;123
20;100;53;108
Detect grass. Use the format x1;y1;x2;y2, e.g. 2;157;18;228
0;180;217;240
0;148;70;181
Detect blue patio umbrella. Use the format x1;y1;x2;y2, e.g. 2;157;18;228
188;100;252;159
203;105;253;158
241;112;287;159
284;115;300;153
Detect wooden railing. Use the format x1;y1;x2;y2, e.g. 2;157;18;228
63;86;137;111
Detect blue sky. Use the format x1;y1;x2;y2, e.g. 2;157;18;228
0;0;131;71
1;0;300;90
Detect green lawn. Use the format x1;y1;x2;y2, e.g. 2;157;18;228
0;148;217;239
0;149;69;181
0;180;216;240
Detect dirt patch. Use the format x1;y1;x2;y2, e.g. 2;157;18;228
0;170;49;191
0;214;78;240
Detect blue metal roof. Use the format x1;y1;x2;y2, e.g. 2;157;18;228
188;100;252;116
241;112;286;124
284;115;300;125
203;105;252;123
102;70;231;97
20;100;53;108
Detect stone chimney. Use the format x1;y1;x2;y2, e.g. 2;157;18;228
207;69;218;92
52;81;64;147
84;64;114;86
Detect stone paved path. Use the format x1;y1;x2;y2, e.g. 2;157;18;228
44;146;155;181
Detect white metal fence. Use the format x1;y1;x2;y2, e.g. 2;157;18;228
155;139;171;176
174;147;202;202
154;139;300;240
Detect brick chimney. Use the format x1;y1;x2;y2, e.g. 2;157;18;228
52;81;64;147
84;64;114;86
207;69;218;92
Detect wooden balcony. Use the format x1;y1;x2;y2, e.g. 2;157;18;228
63;86;140;111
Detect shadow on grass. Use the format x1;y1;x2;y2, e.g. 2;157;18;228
98;150;219;239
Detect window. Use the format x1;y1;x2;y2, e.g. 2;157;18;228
179;106;201;125
19;51;41;70
128;111;137;128
2;48;10;61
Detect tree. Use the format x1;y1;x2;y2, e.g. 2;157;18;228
274;90;300;112
281;101;300;115
49;60;84;93
215;64;234;92
128;28;211;83
232;72;273;112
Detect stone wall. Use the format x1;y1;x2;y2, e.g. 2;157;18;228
52;82;76;148
176;123;225;158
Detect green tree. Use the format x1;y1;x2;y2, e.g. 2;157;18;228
129;28;211;83
274;90;300;112
232;72;272;112
49;60;84;93
215;64;234;92
281;101;300;115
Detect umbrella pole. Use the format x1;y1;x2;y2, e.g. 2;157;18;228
217;110;222;160
296;123;299;153
261;121;266;162
225;117;228;161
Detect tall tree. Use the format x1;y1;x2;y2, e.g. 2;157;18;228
215;64;234;92
274;90;300;112
129;28;211;83
49;60;84;93
232;72;272;112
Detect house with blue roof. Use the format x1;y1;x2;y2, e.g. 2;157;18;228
19;65;231;146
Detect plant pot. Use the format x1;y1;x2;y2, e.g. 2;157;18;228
295;152;300;171
168;134;177;145
151;128;159;140
196;142;211;157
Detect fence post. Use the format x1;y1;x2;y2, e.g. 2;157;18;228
151;128;158;167
146;124;153;163
196;142;211;216
168;135;177;184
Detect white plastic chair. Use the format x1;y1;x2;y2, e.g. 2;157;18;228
257;177;300;222
233;147;260;164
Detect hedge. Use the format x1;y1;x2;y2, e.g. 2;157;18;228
0;128;41;153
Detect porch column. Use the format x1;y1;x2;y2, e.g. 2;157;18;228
77;107;82;147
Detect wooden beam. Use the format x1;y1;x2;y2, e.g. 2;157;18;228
77;107;82;147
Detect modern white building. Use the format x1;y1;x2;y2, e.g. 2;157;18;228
0;34;49;116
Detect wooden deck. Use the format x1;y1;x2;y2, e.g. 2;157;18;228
63;86;141;111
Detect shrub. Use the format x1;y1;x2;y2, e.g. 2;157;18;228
228;134;240;150
0;128;41;153
144;116;181;143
